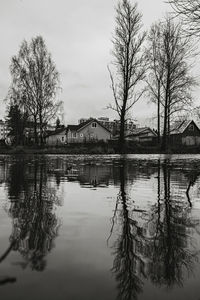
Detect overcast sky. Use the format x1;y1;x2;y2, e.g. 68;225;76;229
0;0;178;126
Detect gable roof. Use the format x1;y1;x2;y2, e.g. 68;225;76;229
66;118;112;133
170;120;199;135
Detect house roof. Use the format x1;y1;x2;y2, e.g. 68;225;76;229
126;127;157;137
112;127;157;140
67;125;79;131
170;120;199;135
45;127;66;137
66;118;112;133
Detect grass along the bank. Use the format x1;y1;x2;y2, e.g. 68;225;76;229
0;142;200;155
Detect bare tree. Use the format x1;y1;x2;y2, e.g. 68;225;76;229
146;17;196;151
161;18;196;151
168;0;200;36
146;22;165;143
8;36;61;145
108;0;146;153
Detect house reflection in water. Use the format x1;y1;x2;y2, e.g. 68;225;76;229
46;157;114;188
78;163;113;188
0;158;9;185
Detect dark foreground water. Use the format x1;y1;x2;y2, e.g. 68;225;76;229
0;154;200;300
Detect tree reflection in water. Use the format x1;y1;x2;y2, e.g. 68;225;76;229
110;160;144;300
150;160;200;288
2;158;61;271
184;167;200;208
110;159;200;300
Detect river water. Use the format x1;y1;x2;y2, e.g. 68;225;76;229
0;154;200;300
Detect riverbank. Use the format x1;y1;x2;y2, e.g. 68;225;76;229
1;143;200;155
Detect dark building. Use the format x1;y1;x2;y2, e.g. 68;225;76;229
170;120;200;146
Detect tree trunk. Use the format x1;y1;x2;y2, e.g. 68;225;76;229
39;113;43;146
161;70;170;152
34;116;38;145
162;93;168;151
167;99;170;149
157;83;161;144
119;109;126;153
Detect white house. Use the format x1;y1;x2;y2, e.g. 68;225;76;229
66;118;112;143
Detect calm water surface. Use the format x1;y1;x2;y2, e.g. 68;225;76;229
0;154;200;300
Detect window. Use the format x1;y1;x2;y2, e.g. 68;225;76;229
72;132;77;138
91;122;97;128
189;124;194;131
80;133;84;138
62;136;65;142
